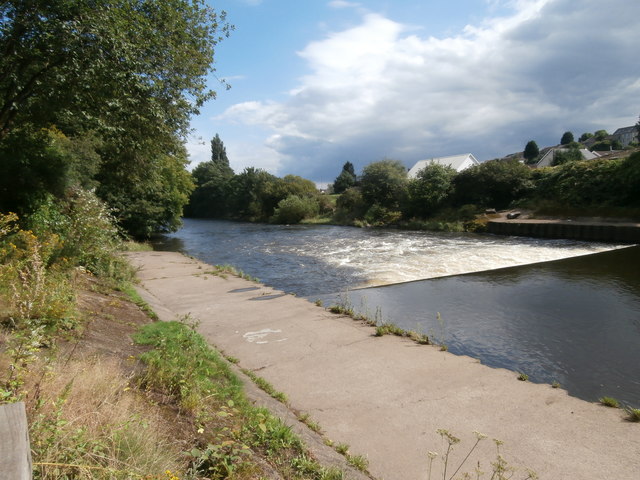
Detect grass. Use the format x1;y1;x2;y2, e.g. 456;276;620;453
241;368;289;404
625;406;640;422
599;396;620;408
517;373;529;382
328;299;432;346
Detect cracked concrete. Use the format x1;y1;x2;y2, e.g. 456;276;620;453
126;251;640;480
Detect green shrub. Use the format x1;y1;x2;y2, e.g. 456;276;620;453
271;194;319;224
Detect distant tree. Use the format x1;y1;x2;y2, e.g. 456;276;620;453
552;147;582;166
636;115;640;143
210;134;233;174
186;134;235;218
359;159;408;209
523;140;540;164
407;163;456;217
594;130;609;141
579;132;594;142
453;159;533;209
332;161;357;194
560;131;574;145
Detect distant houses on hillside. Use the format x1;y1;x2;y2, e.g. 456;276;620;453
408;153;479;178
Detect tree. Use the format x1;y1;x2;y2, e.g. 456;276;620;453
523;140;540;164
407;163;456;217
636;115;640;143
560;131;574;145
0;0;231;236
0;0;230;140
332;161;357;194
594;130;609;141
453;159;533;209
579;132;593;142
359;159;408;210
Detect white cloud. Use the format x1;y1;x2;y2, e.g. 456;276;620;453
219;0;640;180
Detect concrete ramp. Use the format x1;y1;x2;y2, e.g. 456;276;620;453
126;251;639;480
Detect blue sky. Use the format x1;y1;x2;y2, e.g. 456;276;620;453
189;0;640;185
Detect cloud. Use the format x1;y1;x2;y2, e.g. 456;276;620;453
218;0;640;181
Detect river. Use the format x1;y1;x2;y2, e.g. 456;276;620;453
154;218;640;407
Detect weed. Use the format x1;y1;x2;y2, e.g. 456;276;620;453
314;299;323;307
624;406;640;422
241;368;289;404
427;430;537;480
551;381;561;389
517;373;529;382
347;454;369;472
599;396;620;408
335;443;350;455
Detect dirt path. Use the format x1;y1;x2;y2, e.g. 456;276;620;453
126;251;640;480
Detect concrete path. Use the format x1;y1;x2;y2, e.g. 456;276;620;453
126;251;640;480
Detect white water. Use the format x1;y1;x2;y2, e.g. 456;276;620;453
268;230;622;288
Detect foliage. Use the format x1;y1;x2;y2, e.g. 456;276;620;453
591;139;622;151
560;131;574;145
552;147;583;166
533;153;640;208
359;159;408;210
134;320;243;412
594;130;609;141
332;162;357;194
599;396;620;408
579;132;593;142
363;204;402;226
334;187;367;223
523;140;540;164
453;159;533;209
407;163;456;217
0;0;230;236
185;134;235;219
271;195;319;224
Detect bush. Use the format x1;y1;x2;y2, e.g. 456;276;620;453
334;187;367;223
364;204;402;226
271;195;319;224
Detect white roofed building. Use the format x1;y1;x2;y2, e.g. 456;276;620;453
408;153;479;178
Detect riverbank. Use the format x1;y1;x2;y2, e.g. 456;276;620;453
127;250;640;480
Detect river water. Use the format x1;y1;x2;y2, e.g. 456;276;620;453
154;218;640;406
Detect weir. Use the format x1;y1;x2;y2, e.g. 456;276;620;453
487;218;640;243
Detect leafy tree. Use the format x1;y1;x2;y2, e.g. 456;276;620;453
594;130;609;141
359;159;408;210
407;163;456;217
0;0;231;236
636;115;640;143
560;131;574;145
579;132;594;142
332;161;357;194
271;195;319;224
453;159;533;209
186;134;235;218
552;147;582;166
523;140;540;164
334;187;367;223
0;0;230;140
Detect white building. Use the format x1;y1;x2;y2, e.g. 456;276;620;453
408;153;479;178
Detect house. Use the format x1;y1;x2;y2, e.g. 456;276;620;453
534;148;600;168
407;153;479;178
611;126;639;147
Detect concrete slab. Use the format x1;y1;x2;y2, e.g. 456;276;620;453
126;251;640;480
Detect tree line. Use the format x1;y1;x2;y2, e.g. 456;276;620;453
0;0;231;238
189;134;640;228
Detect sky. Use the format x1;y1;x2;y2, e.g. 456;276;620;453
188;0;640;185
